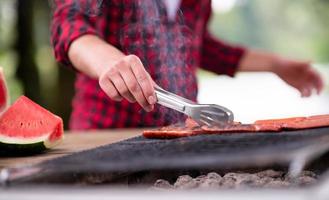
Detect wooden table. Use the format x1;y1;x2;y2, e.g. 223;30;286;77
0;129;143;170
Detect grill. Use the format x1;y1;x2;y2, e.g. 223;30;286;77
2;127;329;185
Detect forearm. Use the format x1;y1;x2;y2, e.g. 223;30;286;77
201;32;245;77
68;34;156;111
238;49;323;96
238;49;279;73
68;34;125;79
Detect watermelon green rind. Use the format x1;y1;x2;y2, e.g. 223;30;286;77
0;134;50;144
0;141;46;156
0;131;63;155
0;131;63;147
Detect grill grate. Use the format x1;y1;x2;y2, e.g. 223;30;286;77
3;127;329;184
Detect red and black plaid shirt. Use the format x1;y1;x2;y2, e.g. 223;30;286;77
51;0;245;130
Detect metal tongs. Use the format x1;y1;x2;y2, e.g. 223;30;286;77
155;86;234;126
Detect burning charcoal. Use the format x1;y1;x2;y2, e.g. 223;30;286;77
222;173;239;188
284;170;317;182
247;177;273;188
194;175;206;186
235;174;261;188
153;179;174;189
153;169;318;190
221;178;236;189
207;172;221;179
197;173;222;188
194;175;206;182
174;175;198;189
257;177;275;185
283;173;295;182
264;180;291;188
256;170;284;179
300;171;317;178
224;173;258;183
198;179;220;189
296;176;317;186
223;172;238;180
284;175;317;186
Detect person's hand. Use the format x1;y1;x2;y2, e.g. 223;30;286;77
68;35;156;111
98;55;157;112
272;57;324;97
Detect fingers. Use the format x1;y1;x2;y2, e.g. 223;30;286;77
298;67;324;97
110;70;136;103
118;56;154;111
304;68;324;96
99;75;123;101
278;58;324;97
300;86;312;98
128;55;156;105
309;68;324;95
98;55;156;112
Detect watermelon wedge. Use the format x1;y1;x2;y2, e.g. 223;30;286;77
0;67;9;114
0;96;64;155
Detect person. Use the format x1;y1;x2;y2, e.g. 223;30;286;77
51;0;324;130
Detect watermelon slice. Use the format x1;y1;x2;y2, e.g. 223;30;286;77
0;96;64;155
0;67;9;114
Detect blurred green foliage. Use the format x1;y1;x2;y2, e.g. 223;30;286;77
0;0;58;104
209;0;329;62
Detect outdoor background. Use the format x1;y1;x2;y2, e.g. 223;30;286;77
0;0;328;128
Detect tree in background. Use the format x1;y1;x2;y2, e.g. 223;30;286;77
15;0;42;104
0;0;75;129
210;0;329;63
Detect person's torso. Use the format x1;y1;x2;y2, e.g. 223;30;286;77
71;0;211;129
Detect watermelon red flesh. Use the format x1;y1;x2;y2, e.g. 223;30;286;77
0;67;9;114
0;96;63;149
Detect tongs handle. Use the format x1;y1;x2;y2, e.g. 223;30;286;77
154;86;191;114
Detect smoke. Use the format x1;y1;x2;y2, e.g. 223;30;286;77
75;0;197;125
70;0;104;17
121;1;197;125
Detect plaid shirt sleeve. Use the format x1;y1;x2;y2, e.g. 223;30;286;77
200;2;246;77
51;0;98;68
